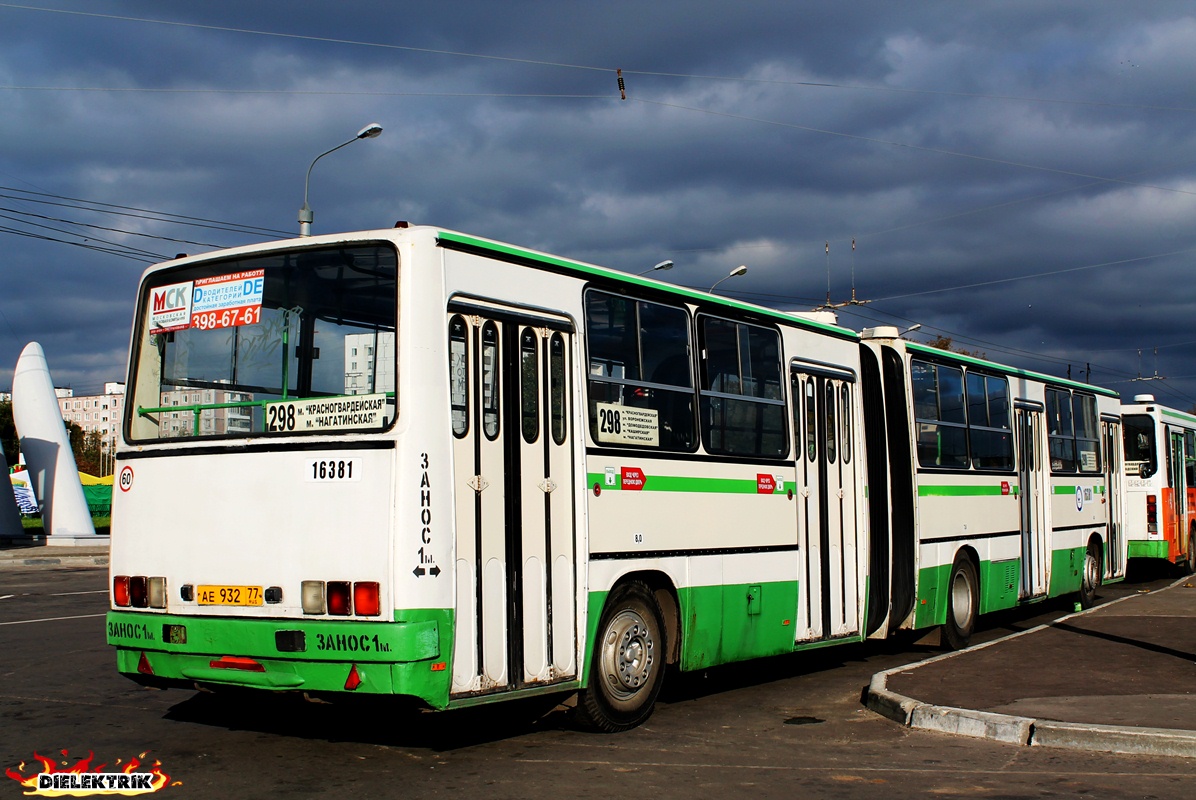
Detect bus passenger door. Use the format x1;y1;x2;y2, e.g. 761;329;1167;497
1102;419;1125;578
1169;430;1186;559
791;367;860;643
1017;406;1047;598
448;309;577;698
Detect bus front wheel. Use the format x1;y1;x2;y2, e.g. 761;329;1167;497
942;554;977;651
574;581;666;733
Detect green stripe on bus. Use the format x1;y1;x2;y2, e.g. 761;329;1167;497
1161;408;1196;426
917;484;1017;497
585;473;793;494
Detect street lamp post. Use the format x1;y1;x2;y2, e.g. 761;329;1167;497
637;259;674;276
710;265;748;294
298;122;384;237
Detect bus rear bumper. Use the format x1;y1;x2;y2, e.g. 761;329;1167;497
1127;540;1171;560
107;610;453;707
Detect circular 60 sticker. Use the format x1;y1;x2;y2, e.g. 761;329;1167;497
119;465;134;493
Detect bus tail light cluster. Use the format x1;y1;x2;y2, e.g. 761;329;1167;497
301;580;380;616
1147;494;1158;533
113;575;167;609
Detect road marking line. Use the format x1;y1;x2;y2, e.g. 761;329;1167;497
48;590;108;596
0;595;13;600
0;613;106;626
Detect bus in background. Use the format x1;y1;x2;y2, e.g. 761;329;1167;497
860;329;1125;649
1121;395;1196;573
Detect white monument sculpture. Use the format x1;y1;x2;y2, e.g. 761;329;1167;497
12;342;98;541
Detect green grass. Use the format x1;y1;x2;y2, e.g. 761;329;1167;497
21;515;110;536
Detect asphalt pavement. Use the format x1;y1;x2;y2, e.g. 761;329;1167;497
6;539;1195;759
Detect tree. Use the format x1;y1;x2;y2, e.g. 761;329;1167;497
924;335;986;360
0;401;16;467
65;421;104;476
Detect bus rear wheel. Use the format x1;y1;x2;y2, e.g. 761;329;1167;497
942;554;977;651
1185;530;1196;576
1079;541;1101;609
574;581;666;733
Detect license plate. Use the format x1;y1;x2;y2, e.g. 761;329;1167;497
197;585;263;606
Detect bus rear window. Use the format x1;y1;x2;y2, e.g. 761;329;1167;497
128;244;397;441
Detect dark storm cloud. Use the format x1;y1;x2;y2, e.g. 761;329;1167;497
3;0;1196;407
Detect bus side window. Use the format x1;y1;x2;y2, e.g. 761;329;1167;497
584;290;695;451
481;321;500;440
1046;388;1076;472
449;316;469;438
910;359;968;469
550;332;568;446
520;327;539;444
1181;430;1191;487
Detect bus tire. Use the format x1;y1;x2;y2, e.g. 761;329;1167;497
1079;541;1101;609
942;554;977;651
574;581;666;733
1185;530;1196;576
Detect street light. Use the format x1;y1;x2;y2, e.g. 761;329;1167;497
710;264;747;294
637;259;674;276
298;122;384;236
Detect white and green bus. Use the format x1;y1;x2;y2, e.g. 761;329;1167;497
107;226;1118;730
858;330;1125;648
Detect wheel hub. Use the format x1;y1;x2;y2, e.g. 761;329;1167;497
601;610;655;698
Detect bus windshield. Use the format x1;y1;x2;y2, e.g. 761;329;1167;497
127;243;398;441
1122;413;1157;477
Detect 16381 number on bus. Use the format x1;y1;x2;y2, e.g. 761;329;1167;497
306;458;361;481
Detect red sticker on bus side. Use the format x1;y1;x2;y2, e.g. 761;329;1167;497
757;474;777;494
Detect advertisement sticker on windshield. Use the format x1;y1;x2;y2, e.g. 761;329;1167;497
189;269;265;331
148;280;194;334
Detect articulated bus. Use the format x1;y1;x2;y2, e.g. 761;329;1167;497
106;226;1120;731
858;331;1125;649
1121;394;1196;572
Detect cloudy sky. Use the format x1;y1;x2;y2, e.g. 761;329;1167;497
3;1;1196;409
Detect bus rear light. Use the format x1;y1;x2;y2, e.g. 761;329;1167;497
113;576;130;607
344;664;362;691
353;582;380;617
129;576;148;608
1147;494;1158;532
327;581;352;616
147;577;167;609
301;581;325;615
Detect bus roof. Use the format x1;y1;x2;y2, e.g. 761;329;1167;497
436;230;859;340
904;341;1119;398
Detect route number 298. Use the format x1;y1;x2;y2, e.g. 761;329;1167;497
598;407;622;435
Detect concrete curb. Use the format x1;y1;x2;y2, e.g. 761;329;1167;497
865;577;1196;757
